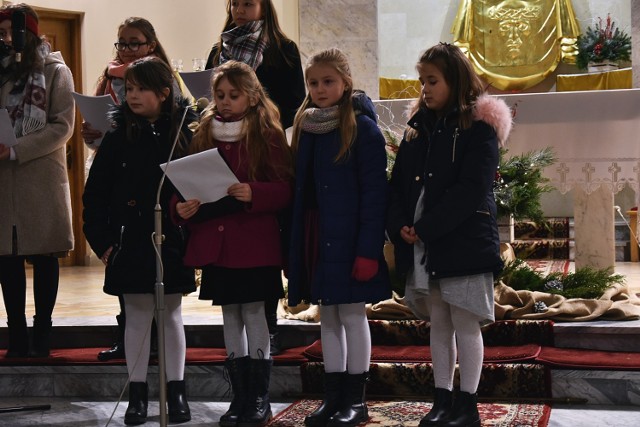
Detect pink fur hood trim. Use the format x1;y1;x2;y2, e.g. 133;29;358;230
472;94;512;147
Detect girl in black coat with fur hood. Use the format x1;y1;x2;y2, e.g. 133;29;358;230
387;43;512;427
83;57;196;425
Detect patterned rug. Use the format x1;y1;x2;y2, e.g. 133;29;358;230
524;259;570;276
267;399;551;427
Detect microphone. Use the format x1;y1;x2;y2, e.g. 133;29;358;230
196;97;209;113
11;10;26;63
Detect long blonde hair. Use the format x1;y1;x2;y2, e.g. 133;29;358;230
291;48;356;162
406;43;485;140
190;60;292;181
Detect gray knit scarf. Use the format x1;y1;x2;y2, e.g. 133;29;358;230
300;106;339;134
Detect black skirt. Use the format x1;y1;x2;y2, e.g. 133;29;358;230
198;265;284;305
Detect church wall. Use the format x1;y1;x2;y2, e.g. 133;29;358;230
24;0;298;95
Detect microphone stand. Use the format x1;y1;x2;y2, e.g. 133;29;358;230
154;106;189;427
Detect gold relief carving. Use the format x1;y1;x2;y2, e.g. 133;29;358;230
452;0;580;90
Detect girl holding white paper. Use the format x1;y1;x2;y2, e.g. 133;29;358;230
172;60;292;427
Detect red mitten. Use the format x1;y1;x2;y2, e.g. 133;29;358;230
351;256;378;282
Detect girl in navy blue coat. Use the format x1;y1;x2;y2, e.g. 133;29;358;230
387;43;512;427
288;48;391;427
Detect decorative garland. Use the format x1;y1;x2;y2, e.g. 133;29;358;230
496;259;625;299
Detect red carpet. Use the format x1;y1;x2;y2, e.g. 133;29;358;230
267;399;551;427
0;346;309;365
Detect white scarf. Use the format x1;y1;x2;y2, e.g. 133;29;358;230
210;116;245;142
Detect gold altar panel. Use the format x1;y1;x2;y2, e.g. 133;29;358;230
556;68;632;92
453;0;580;91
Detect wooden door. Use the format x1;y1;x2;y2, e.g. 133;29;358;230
33;7;86;266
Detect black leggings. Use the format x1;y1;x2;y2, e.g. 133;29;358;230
0;255;59;322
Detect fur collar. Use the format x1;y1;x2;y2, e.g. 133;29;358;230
107;95;197;131
472;94;512;147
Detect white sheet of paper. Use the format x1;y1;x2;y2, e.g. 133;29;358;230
160;148;239;203
72;93;114;144
179;69;214;101
0;109;18;147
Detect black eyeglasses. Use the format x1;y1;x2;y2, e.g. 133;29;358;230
114;41;149;52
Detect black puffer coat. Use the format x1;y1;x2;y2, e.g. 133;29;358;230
387;94;512;280
83;99;197;296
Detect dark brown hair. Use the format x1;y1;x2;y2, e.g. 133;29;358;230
406;43;485;139
96;17;171;94
122;56;187;155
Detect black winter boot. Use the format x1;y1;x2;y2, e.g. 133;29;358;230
304;371;345;426
220;356;250;427
5;317;29;358
439;391;481;427
167;380;191;423
327;372;369;427
266;303;281;356
124;382;148;425
238;358;272;426
29;315;52;358
97;313;125;361
419;388;453;426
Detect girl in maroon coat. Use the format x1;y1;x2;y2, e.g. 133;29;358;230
172;60;292;427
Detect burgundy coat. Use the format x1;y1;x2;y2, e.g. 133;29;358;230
172;134;292;269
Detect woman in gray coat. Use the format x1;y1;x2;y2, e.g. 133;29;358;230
0;3;75;358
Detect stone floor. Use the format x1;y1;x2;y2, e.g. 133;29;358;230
0;397;638;426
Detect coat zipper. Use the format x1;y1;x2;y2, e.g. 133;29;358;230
452;127;459;163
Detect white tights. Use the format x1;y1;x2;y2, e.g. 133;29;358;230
222;301;270;359
123;293;186;382
428;285;484;394
320;303;370;374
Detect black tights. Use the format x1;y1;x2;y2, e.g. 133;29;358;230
0;255;59;322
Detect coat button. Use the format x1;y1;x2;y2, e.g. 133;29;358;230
225;144;231;150
413;122;418;127
415;176;420;181
428;173;433;178
326;243;331;247
127;200;136;206
431;272;436;276
218;225;224;231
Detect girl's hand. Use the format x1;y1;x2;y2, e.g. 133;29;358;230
82;122;104;145
400;226;419;245
228;183;252;203
176;199;201;219
0;144;9;160
101;246;113;265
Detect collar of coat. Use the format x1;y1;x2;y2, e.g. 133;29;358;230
407;94;512;147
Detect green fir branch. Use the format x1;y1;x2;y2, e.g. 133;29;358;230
496;259;625;299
